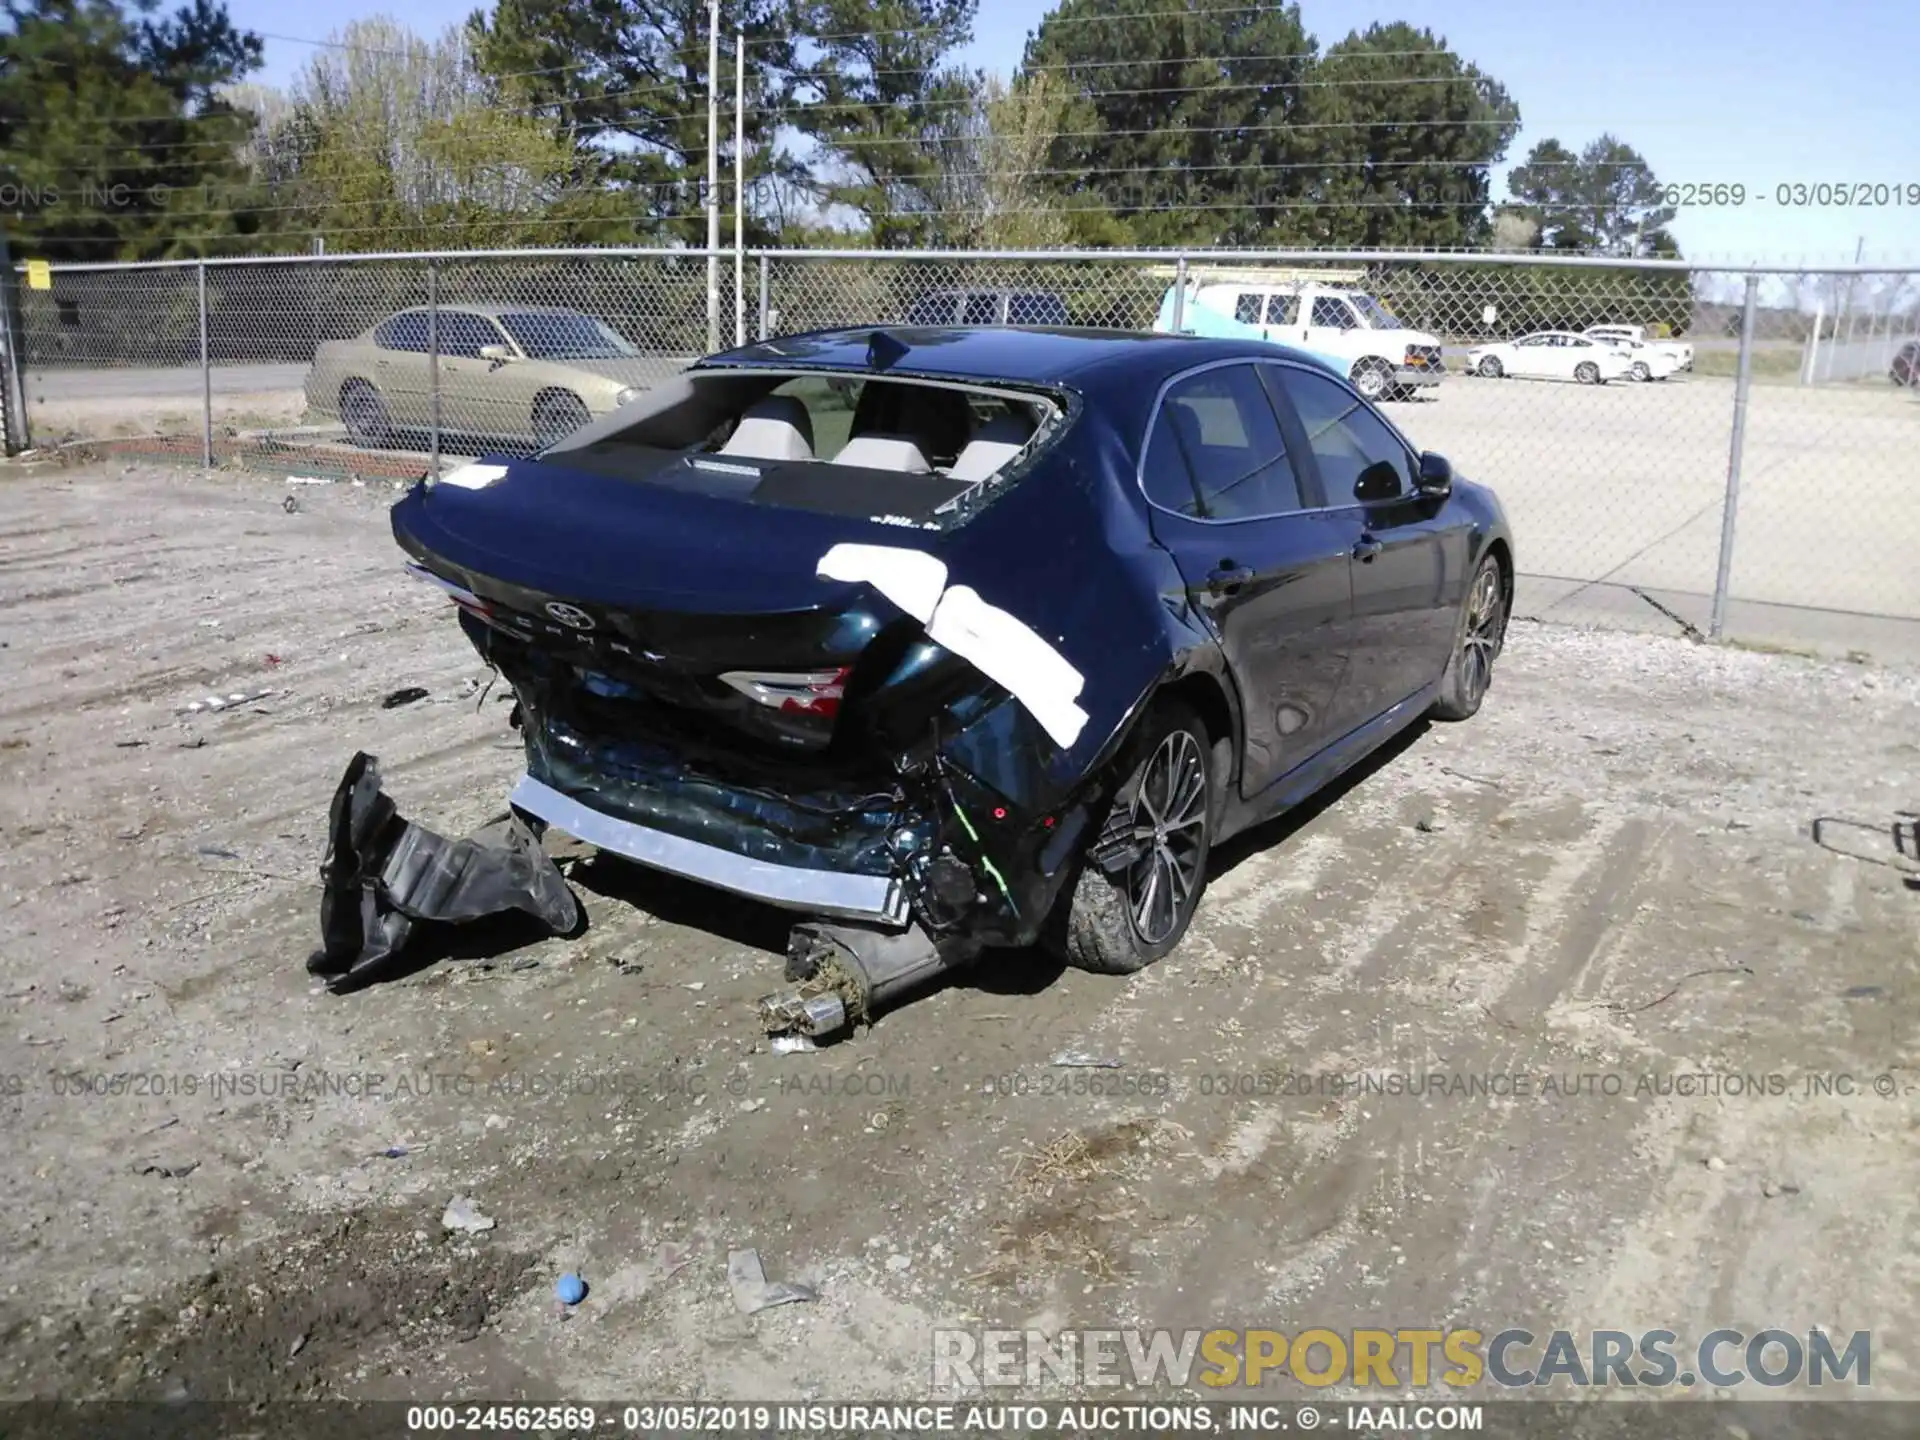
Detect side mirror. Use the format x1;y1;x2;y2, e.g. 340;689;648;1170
1415;451;1453;497
479;344;513;364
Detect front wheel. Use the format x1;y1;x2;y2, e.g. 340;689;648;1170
1630;361;1650;382
1051;701;1213;975
1430;554;1508;721
1351;359;1392;402
1575;361;1601;385
1477;356;1503;379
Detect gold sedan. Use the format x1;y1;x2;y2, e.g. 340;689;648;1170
304;304;669;449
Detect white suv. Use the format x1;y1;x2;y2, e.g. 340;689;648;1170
1584;325;1693;372
1154;281;1446;401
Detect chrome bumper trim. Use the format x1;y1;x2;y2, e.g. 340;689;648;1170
508;774;909;926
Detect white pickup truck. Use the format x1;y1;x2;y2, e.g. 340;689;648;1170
1583;325;1693;372
1153;280;1446;401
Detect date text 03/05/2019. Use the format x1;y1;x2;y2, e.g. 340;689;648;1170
1655;181;1919;208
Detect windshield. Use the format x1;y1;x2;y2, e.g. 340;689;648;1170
1349;293;1404;330
498;313;641;360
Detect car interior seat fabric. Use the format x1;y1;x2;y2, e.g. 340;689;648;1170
719;395;815;461
947;413;1035;483
831;433;933;473
849;381;973;465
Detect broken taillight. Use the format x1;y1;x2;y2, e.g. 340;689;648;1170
717;666;851;718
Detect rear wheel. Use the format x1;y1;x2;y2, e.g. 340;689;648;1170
340;380;391;446
1630;361;1651;382
1575;361;1601;385
533;391;590;448
1477;356;1503;379
1350;359;1392;402
1430;554;1507;721
1052;701;1213;975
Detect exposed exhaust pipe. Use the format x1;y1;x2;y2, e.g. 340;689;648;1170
757;921;977;1040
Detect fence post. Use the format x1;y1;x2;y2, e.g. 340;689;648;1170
197;261;212;469
0;228;31;456
427;261;441;478
704;0;720;354
1708;272;1760;641
757;255;769;342
1171;254;1188;332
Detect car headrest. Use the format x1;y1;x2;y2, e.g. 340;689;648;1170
719;395;815;461
947;413;1036;483
831;433;932;474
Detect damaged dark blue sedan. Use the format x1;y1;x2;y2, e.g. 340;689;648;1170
389;326;1513;1035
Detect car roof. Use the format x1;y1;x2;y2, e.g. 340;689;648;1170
385;303;591;320
705;325;1337;387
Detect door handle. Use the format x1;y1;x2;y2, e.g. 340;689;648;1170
1353;535;1384;562
1206;564;1254;596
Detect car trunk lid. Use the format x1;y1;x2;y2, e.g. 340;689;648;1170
392;453;948;757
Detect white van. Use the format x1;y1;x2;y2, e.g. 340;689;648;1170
1154;280;1447;401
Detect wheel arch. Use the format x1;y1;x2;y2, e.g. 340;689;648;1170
1480;534;1515;617
1149;666;1243;826
531;385;587;417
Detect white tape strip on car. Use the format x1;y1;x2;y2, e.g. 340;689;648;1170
437;463;511;491
815;543;1088;750
815;543;948;624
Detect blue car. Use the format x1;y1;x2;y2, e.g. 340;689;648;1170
391;325;1513;1034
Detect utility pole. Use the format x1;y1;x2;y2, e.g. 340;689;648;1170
706;0;720;354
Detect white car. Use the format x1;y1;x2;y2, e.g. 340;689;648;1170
1585;325;1693;372
1599;336;1682;382
1466;331;1633;385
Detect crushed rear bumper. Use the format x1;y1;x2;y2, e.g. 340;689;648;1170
509;774;911;926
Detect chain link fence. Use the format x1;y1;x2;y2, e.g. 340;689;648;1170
5;246;1918;656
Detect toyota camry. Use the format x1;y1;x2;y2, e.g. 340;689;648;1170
390;326;1513;1034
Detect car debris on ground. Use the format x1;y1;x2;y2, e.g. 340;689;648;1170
306;752;579;992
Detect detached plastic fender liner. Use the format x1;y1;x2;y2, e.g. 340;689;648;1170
310;752;580;993
815;543;1090;749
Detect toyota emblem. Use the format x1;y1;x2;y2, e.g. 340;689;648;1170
544;601;595;630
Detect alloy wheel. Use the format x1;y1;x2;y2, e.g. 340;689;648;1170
1458;564;1505;707
1126;730;1208;946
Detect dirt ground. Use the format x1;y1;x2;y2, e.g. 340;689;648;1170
0;463;1915;1405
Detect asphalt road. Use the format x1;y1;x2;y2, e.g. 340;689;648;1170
24;363;309;401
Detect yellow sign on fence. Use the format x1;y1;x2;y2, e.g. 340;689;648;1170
24;260;51;291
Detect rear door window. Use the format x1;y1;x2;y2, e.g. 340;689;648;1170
1145;364;1306;520
1265;294;1299;326
375;313;429;352
1234;292;1264;325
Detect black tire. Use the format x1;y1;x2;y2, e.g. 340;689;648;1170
1630;361;1650;382
1575;361;1601;385
1051;700;1214;975
1350;359;1393;402
340;380;391;447
533;391;590;448
1430;554;1508;722
1477;356;1503;379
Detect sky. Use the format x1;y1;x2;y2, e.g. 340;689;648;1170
227;0;1920;266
